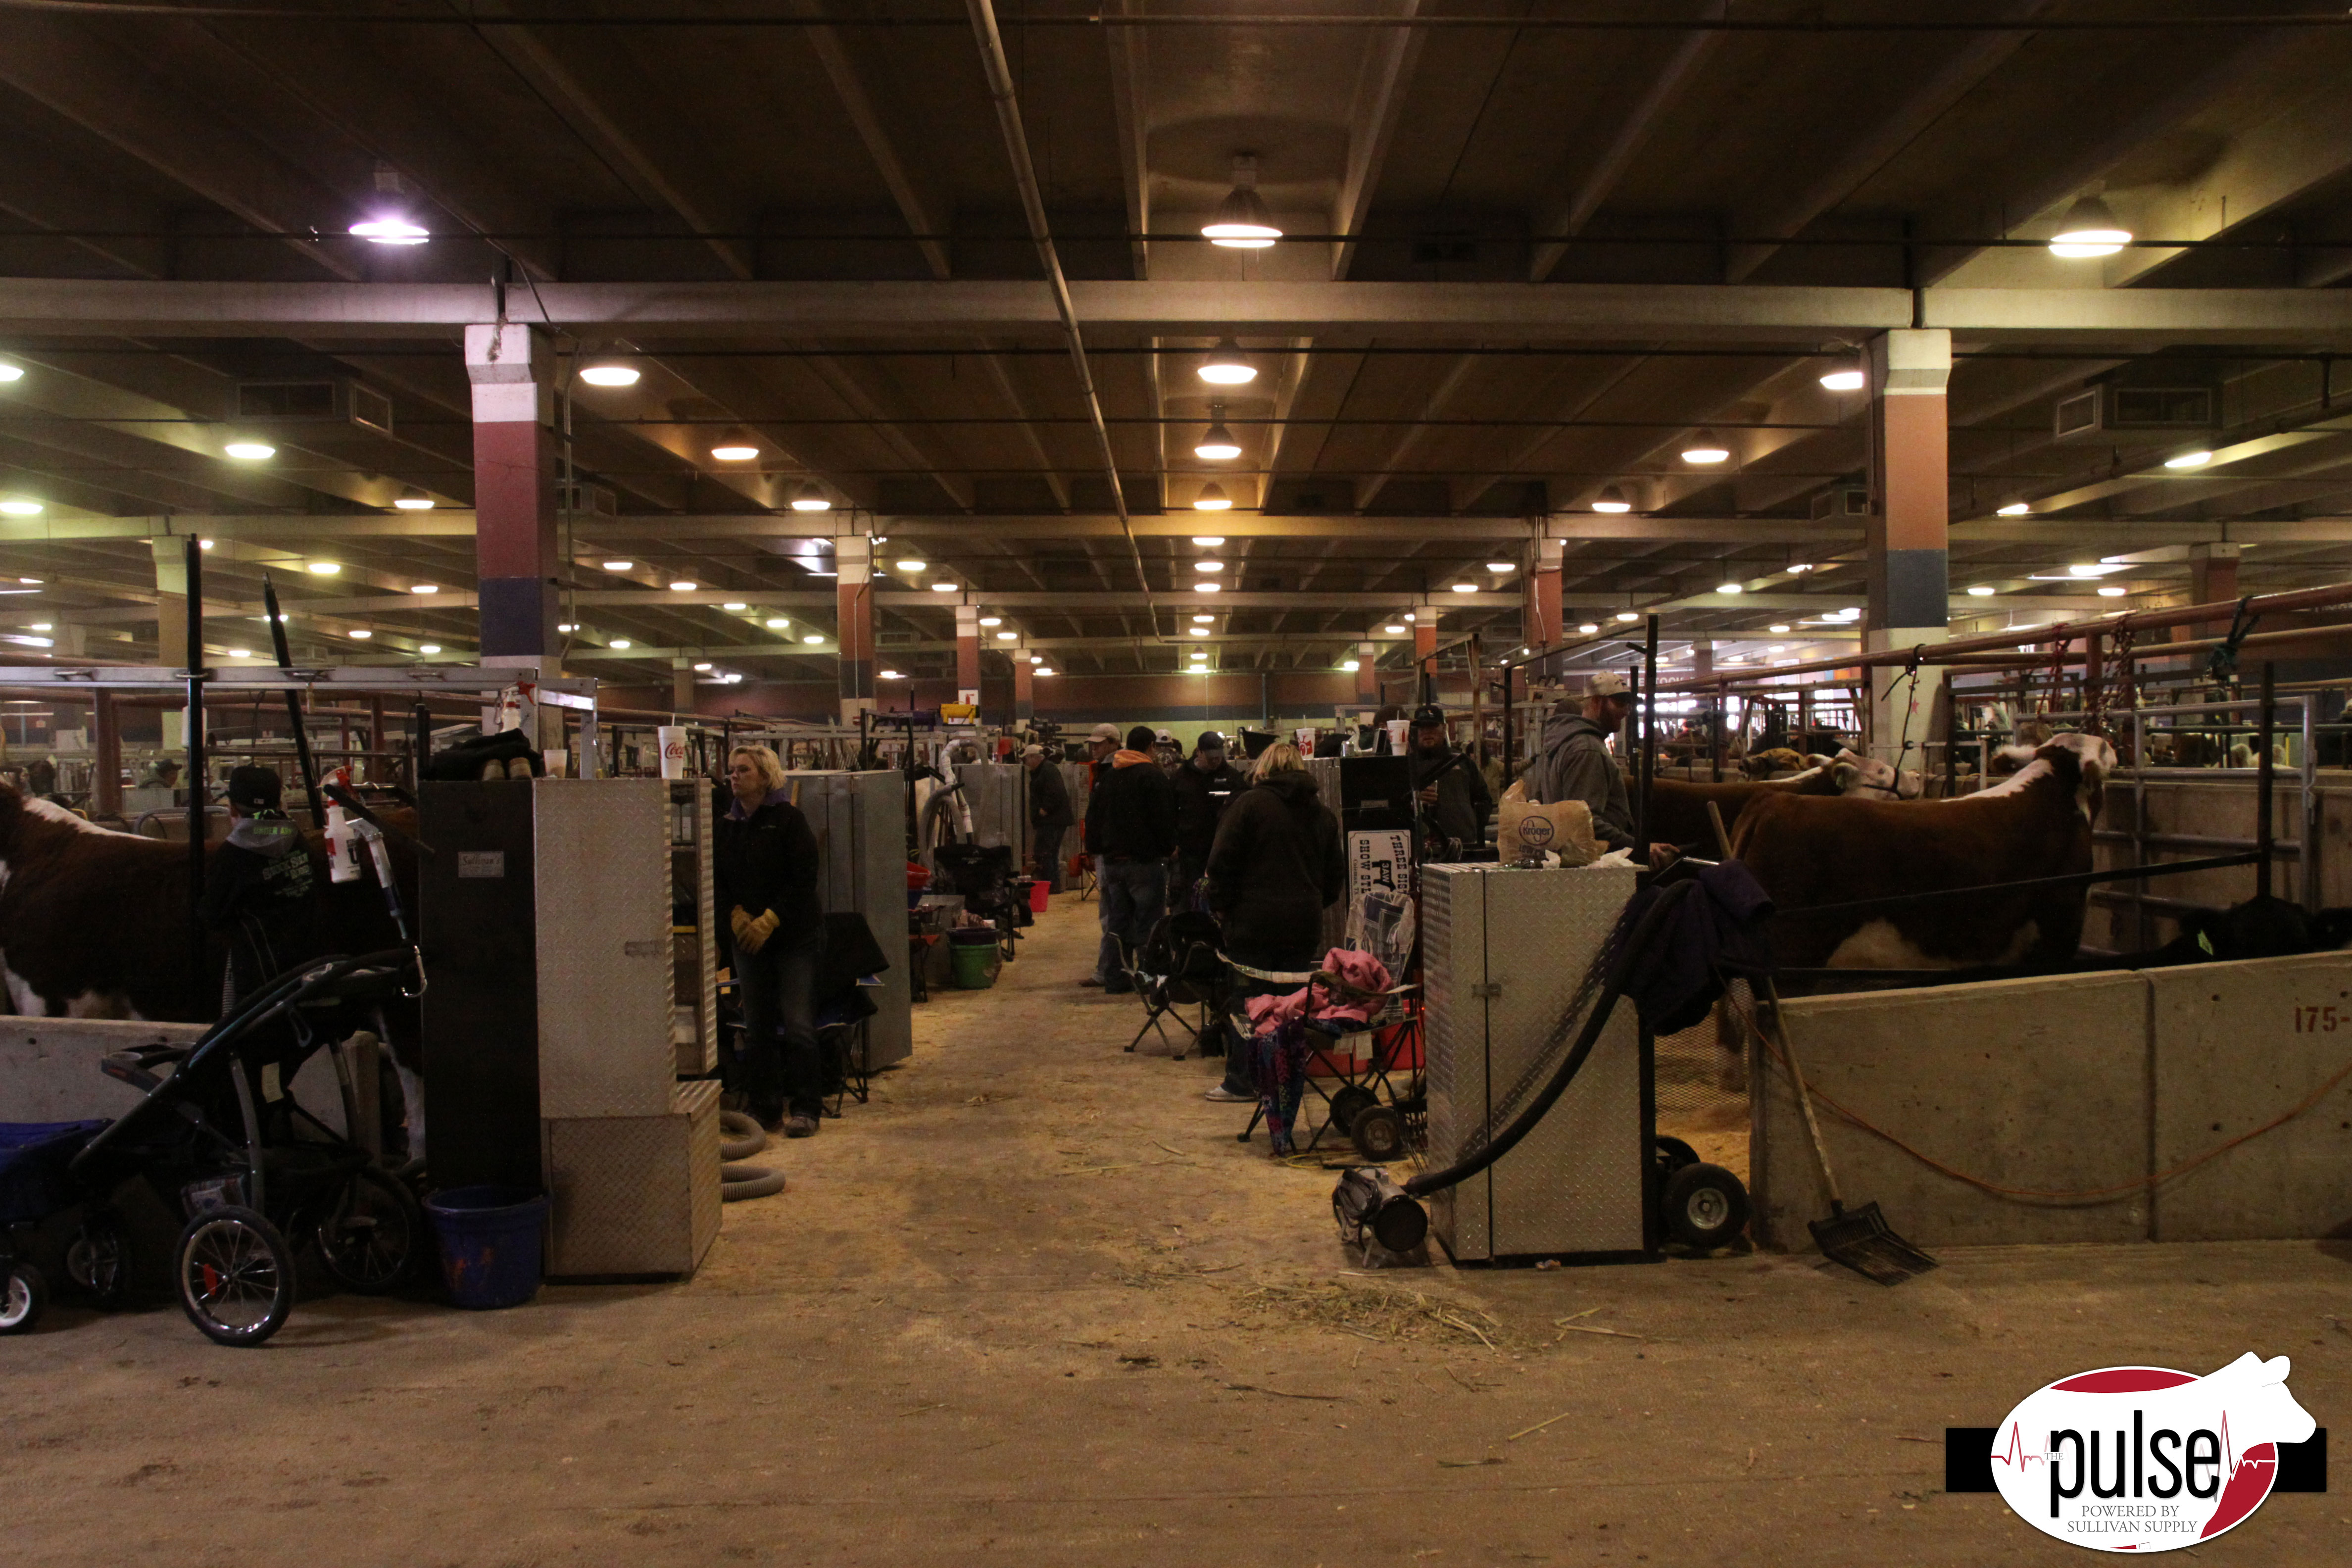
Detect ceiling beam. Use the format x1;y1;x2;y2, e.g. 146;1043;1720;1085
13;279;2351;343
1527;2;1724;284
1101;0;1153;280
2103;89;2352;289
785;0;953;281
1328;0;1427;280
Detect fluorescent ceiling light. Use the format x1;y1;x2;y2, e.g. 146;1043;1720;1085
305;561;341;575
709;437;759;462
1590;486;1632;514
558;622;575;633
790;483;832;512
1193;483;1233;511
1767;644;1786;653
0;500;41;516
979;615;1003;627
579;363;639;387
1786;563;1814;574
1997;501;2031;516
1681;430;1730;464
1198;339;1257;386
2049;194;2131;258
223;441;276;460
879;669;903;680
1341;659;1360;672
693;662;713;672
1485;562;1512;573
350;215;429;245
1402;613;1416;622
393;487;434;511
2163;450;2214;470
1028;654;1041;664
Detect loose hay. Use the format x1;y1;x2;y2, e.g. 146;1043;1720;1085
1226;1278;1519;1348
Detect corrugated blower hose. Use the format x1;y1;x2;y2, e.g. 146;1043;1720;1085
718;1110;788;1200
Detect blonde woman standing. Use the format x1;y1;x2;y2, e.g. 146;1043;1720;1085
716;744;826;1136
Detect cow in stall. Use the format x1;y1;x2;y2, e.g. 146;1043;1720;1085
0;784;427;1155
1645;750;1912;850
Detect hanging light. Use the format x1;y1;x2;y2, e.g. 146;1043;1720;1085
349;216;430;245
347;629;372;640
2049;194;2131;258
1192;613;1215;623
1036;667;1055;677
1577;623;1600;635
765;616;790;630
1195;560;1225;573
1615;611;1639;623
223;440;276;460
0;363;21;383
1196;581;1222;593
1968;585;1996;597
610;638;632;649
419;643;442;655
1767;623;1791;634
602;559;634;572
1198;340;1257;386
979;615;1003;627
1485;562;1513;574
1191;535;1226;546
393;486;434;511
1818;361;1866;392
802;634;825;645
709;430;760;462
579;362;639;387
931;580;959;592
305;561;341;575
790;482;833;511
1201;155;1281;249
723;601;747;610
1450;582;1477;593
1997;501;2031;516
1194;483;1233;512
0;499;42;517
1194;406;1242;461
2162;450;2214;470
409;583;439;595
1382;623;1405;634
1590;485;1632;514
669;580;697;592
1681;430;1730;465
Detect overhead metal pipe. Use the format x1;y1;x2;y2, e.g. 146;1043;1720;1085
962;0;1167;642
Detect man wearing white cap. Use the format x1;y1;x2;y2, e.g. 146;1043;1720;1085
1523;671;1640;854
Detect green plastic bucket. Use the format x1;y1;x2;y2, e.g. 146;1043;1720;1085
949;928;1001;990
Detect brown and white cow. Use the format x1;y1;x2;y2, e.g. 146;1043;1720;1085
1729;733;2115;973
1644;751;1910;849
0;784;425;1144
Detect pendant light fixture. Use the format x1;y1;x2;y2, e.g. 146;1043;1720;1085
1198;340;1258;386
1590;485;1632;514
1193;482;1233;512
1194;405;1241;461
1681;430;1731;465
1818;360;1866;392
393;486;434;511
579;362;640;387
2049;194;2131;258
789;482;833;511
1201;155;1281;249
710;429;760;462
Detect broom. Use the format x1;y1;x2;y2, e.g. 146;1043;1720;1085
1706;804;1936;1286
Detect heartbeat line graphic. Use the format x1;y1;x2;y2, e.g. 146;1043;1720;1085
1995;1422;2045;1470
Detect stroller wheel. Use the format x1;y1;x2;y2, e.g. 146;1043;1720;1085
67;1218;130;1308
1;1262;47;1335
1350;1105;1408;1163
1327;1084;1378;1135
175;1206;294;1348
313;1167;424;1295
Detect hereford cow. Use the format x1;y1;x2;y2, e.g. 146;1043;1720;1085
1730;733;2115;973
1645;751;1908;849
0;784;424;1149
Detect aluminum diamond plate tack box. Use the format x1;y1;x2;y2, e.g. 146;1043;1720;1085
1424;862;1647;1263
534;779;677;1120
784;771;913;1070
545;1078;722;1280
670;781;719;1077
953;761;1026;853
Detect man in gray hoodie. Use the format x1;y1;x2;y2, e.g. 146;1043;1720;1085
1523;671;1639;853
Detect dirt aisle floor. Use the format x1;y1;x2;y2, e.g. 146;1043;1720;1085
8;893;2350;1565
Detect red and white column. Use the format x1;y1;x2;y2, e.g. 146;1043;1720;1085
1354;639;1379;712
1864;328;1951;765
1012;646;1035;724
2190;543;2240;639
955;602;981;700
464;324;560;668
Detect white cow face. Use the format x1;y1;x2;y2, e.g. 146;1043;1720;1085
1829;749;1904;798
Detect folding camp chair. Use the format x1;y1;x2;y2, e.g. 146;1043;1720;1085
1223;957;1421;1158
1120;909;1226;1058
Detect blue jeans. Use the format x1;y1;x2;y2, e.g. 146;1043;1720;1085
1094;857;1167;991
737;932;823;1121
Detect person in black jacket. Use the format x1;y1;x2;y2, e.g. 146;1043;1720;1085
1082;724;1176;993
716;743;826;1136
1022;743;1074;894
1170;731;1246;910
1199;742;1346;1100
1408;703;1494;852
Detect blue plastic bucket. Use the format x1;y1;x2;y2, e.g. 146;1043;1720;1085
425;1186;548;1310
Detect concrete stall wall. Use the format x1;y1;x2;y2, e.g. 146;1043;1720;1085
1754;951;2352;1251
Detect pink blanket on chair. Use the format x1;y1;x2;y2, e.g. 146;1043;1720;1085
1243;948;1393;1031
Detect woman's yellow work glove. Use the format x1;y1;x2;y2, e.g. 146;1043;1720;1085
737;909;780;955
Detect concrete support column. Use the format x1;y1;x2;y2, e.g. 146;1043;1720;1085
1353;640;1379;712
955;602;981;696
464;324;560;668
671;658;695;714
151;536;187;666
1013;650;1034;723
1528;537;1564;648
835;531;875;723
2190;543;2241;640
93;689;122;817
1864;328;1952;765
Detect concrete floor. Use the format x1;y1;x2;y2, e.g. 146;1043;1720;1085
8;892;2351;1565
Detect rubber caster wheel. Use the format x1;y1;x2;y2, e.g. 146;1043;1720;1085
1328;1085;1378;1135
1652;1135;1700;1178
1;1261;47;1335
1661;1162;1750;1252
313;1167;424;1295
1350;1105;1408;1163
66;1217;130;1308
176;1205;294;1347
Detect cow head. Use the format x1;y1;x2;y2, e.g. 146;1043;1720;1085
1995;733;2116;821
1829;749;1911;799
